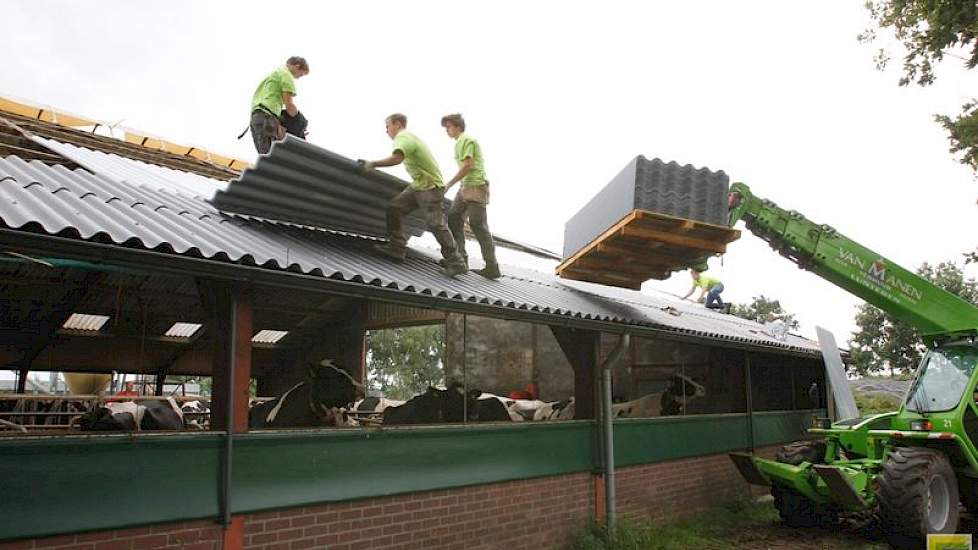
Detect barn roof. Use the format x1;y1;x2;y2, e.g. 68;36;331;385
0;112;823;356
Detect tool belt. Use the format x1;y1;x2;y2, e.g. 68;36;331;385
459;181;490;204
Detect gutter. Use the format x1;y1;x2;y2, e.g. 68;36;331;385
601;333;630;531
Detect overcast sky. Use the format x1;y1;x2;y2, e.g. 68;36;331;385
3;1;977;345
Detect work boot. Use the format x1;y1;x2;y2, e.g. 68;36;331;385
442;261;468;277
439;256;468;269
722;303;732;314
373;243;406;262
474;263;502;280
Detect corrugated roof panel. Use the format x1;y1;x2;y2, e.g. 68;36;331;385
164;322;202;339
214;136;427;238
252;330;289;344
62;313;110;332
0;156;821;354
33;137;228;198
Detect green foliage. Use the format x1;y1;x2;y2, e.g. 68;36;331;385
861;1;978;170
849;260;978;376
853;390;902;414
729;295;800;329
936;101;978;170
366;325;445;400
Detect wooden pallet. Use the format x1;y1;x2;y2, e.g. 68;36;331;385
555;210;740;289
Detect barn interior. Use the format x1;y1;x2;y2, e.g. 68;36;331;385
0;254;824;433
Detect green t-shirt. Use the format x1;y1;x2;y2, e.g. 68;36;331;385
250;66;296;116
454;134;486;187
392;131;444;191
695;274;721;290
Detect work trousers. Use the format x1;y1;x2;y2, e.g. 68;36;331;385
250;109;282;154
705;283;725;309
387;187;465;266
447;186;497;267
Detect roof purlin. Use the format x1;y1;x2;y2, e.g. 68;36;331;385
0;226;821;358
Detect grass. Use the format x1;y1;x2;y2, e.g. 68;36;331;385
572;495;887;550
573;496;771;550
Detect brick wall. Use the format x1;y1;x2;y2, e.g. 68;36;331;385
616;444;783;524
242;473;594;550
2;446;786;550
0;520;223;550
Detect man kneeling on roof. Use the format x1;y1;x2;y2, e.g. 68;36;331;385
248;56;309;154
441;113;500;280
362;113;468;277
682;268;731;313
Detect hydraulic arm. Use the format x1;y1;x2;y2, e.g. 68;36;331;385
727;182;978;342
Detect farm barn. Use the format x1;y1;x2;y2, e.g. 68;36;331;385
0;100;827;550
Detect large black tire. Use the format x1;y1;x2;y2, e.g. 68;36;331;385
877;447;959;549
771;440;835;527
959;476;978;513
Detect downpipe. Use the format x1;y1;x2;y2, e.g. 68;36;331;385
602;333;630;532
221;290;237;529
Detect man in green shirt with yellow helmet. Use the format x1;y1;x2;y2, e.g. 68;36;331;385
682;269;731;313
249;56;309;154
441;113;500;280
362;113;468;277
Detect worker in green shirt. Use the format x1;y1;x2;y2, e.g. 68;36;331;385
682;269;730;312
441;113;500;280
362;113;468;277
249;56;309;154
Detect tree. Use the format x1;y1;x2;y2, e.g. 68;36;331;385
848;260;978;376
730;295;800;329
366;325;445;400
860;1;978;170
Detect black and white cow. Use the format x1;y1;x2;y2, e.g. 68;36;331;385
352;397;405;414
249;360;361;428
612;374;707;418
382;385;467;425
180;400;210;429
532;398;576;421
466;392;517;422
79;398;185;431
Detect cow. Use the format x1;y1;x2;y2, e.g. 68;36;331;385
532;398;576;421
612;374;707;418
467;392;518;422
383;384;522;425
79;398;184;431
352;397;405;414
383;386;572;425
181;400;210;429
249;359;361;429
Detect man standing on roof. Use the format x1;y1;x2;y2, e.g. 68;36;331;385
441;113;500;280
362;114;468;277
249;56;309;154
682;269;730;313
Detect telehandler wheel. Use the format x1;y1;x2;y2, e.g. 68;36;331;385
771;440;836;527
958;476;978;513
771;486;819;527
877;447;959;548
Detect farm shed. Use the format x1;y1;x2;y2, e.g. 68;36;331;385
0;101;828;550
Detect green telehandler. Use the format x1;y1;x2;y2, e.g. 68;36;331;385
725;183;978;548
